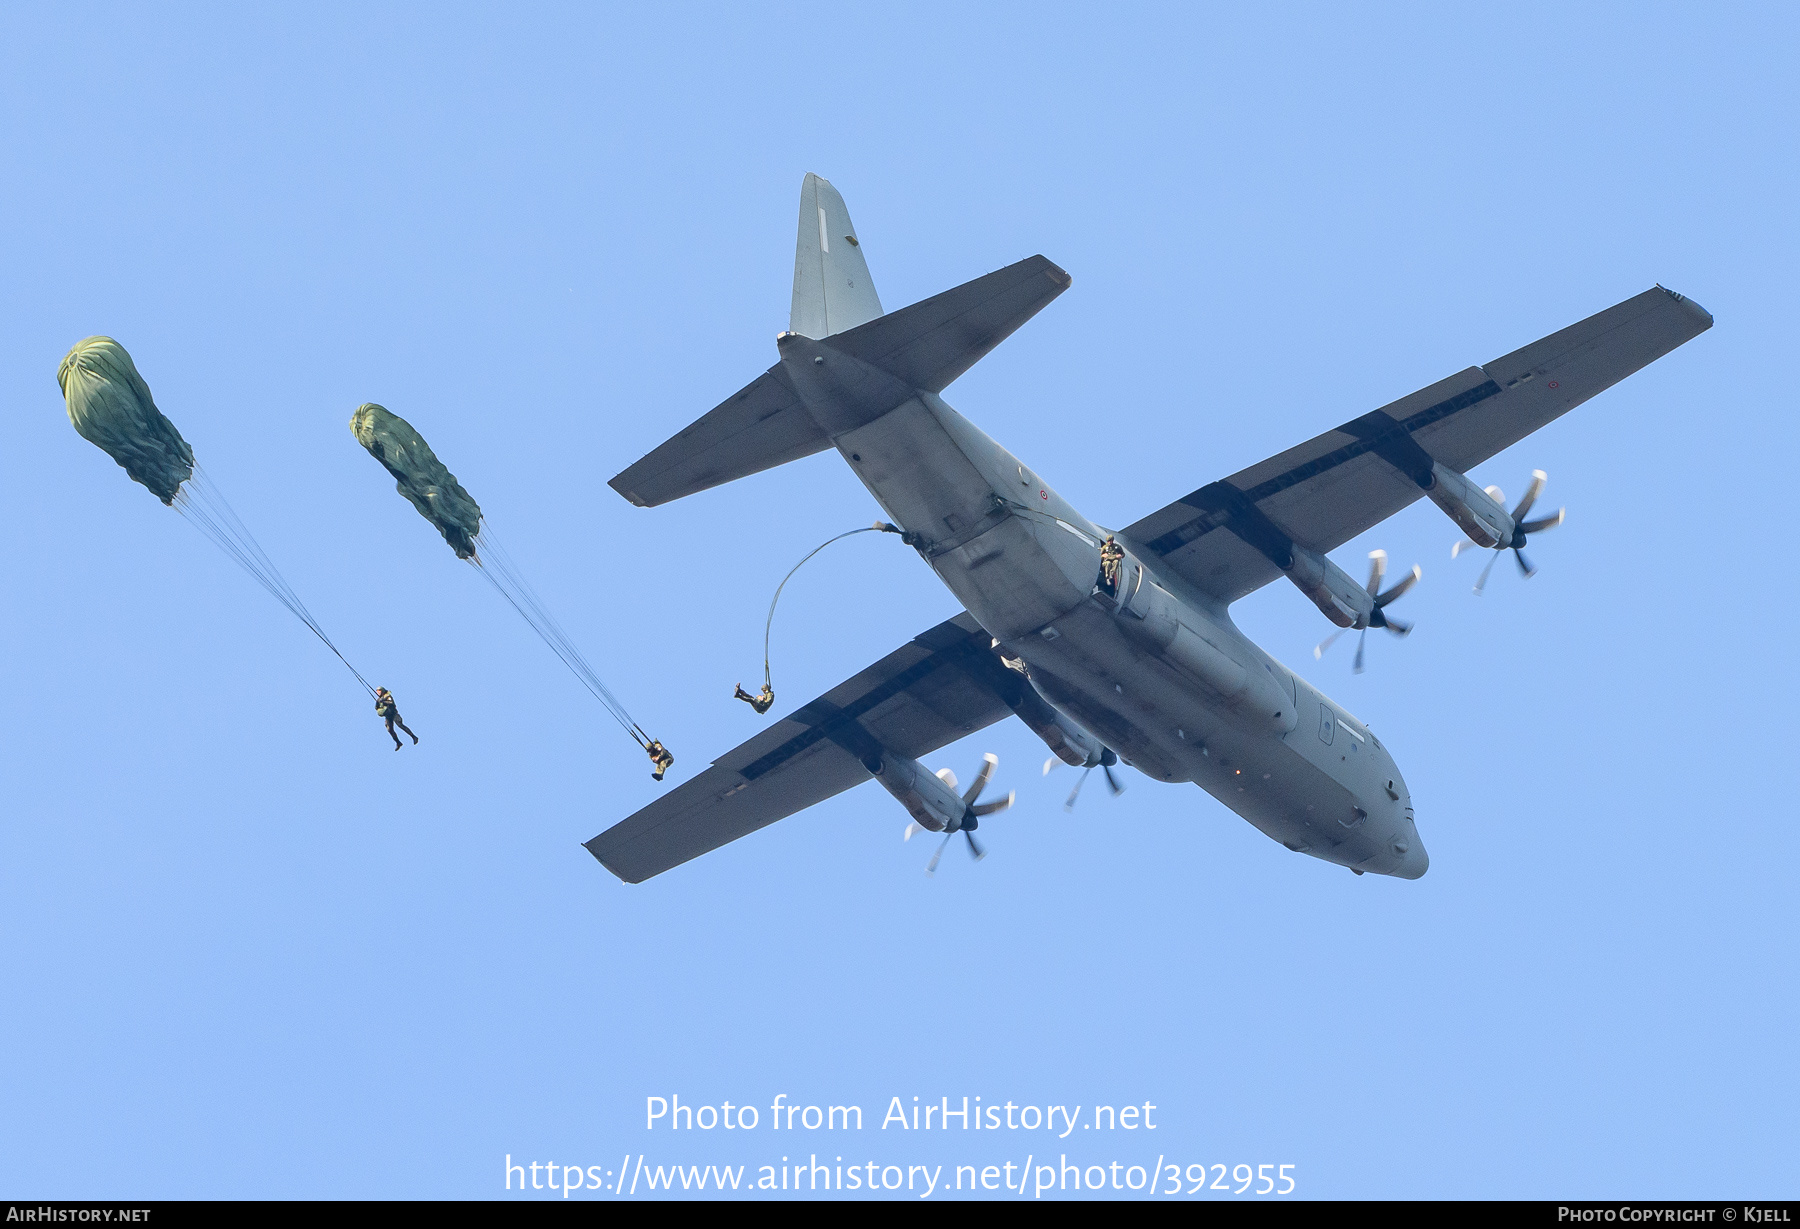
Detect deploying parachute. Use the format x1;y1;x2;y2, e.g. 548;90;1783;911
59;337;194;503
59;336;377;699
349;403;666;775
349;404;482;559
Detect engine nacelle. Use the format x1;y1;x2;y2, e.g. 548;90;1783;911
1009;679;1106;767
1422;461;1515;549
1283;544;1375;629
862;751;967;833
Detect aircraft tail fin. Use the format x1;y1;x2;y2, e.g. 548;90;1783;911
608;178;1071;508
790;173;883;338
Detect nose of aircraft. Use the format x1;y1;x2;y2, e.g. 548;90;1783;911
1393;829;1429;879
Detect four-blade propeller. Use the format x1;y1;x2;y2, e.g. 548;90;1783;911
1313;550;1422;674
1453;469;1566;594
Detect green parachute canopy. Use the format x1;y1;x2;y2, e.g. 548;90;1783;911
58;336;194;504
350;403;483;558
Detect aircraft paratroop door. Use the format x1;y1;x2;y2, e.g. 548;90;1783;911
1102;553;1144;613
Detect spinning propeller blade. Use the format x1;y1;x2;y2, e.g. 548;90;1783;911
1366;549;1387;594
1511;470;1547;523
1377;565;1422;606
971;791;1015;818
1103;764;1125;796
1474;547;1501;595
925;834;951;875
962;753;997;805
1064;766;1092;811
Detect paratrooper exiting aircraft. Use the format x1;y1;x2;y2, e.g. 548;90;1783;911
587;173;1711;883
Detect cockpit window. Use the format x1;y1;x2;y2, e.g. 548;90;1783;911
1317;704;1334;745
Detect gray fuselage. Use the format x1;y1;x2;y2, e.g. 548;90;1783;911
779;334;1426;879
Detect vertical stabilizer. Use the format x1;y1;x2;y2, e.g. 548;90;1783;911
790;173;883;338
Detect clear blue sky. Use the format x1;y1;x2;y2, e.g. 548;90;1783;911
2;2;1793;1200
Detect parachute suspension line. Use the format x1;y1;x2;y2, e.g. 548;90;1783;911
761;522;909;694
469;527;652;750
172;467;376;697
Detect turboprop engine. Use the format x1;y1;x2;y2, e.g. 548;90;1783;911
1449;469;1567;593
865;749;1015;836
876;751;1017;874
1421;461;1518;549
864;750;968;832
1283;544;1379;629
1281;541;1420;634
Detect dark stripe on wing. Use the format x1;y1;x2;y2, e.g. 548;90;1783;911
1142;379;1502;558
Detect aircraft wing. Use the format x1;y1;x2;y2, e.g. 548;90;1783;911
1121;286;1713;603
585;611;1016;883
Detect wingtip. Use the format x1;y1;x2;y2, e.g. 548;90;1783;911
606;475;652;508
585;840;646;883
1657;284;1714;328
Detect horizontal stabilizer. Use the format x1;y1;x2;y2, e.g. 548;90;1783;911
608;367;830;508
823;255;1071;394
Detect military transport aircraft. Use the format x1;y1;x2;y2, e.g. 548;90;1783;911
587;173;1711;884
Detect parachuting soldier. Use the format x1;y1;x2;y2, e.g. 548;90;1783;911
647;739;674;781
733;682;775;714
374;686;418;750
